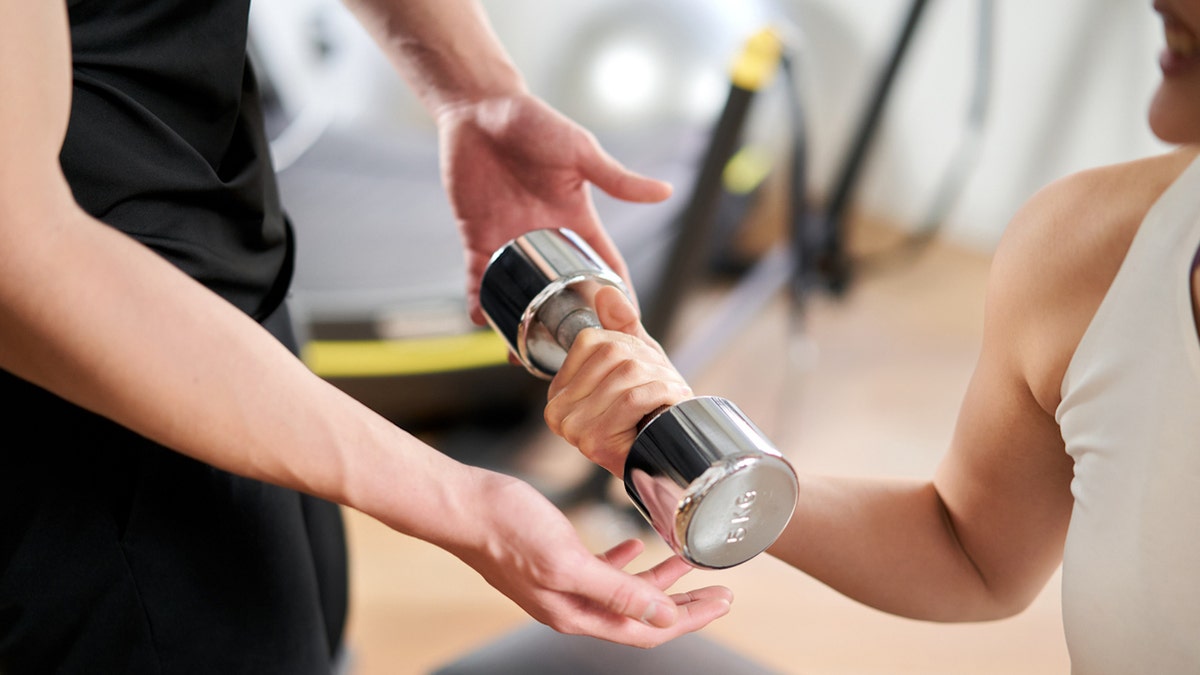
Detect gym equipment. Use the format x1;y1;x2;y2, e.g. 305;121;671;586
480;228;798;569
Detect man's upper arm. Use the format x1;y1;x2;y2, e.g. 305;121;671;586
0;0;73;209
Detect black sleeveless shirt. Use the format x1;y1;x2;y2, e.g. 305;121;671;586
0;3;345;672
62;0;291;319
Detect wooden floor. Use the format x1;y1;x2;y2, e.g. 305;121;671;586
337;224;1072;674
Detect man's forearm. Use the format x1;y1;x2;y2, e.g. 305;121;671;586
341;0;526;116
0;184;492;552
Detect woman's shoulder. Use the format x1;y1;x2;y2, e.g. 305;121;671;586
1004;148;1197;260
984;146;1200;412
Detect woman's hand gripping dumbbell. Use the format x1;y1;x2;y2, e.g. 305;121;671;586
480;229;798;569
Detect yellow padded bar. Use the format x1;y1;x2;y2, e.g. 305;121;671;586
303;330;511;378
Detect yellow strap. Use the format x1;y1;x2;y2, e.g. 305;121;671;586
303;330;511;378
730;27;783;92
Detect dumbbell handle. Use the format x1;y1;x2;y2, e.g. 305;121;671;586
535;288;600;353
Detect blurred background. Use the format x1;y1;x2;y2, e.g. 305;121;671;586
245;1;1167;673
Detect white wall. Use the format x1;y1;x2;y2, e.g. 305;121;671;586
781;0;1168;250
250;0;1170;252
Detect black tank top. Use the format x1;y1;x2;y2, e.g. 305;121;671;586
0;4;345;671
61;0;291;320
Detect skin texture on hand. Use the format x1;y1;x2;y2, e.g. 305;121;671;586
436;95;672;324
342;0;670;324
445;473;732;647
545;286;692;475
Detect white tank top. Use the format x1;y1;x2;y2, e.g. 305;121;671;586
1056;154;1200;674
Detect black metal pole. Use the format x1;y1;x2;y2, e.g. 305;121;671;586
642;84;756;343
819;0;931;293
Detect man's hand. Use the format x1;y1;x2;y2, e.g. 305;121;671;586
436;94;672;324
448;473;731;647
545;287;692;475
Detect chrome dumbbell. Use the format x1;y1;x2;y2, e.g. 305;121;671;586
480;228;798;569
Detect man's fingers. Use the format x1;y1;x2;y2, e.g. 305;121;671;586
540;549;734;647
563;556;682;629
665;587;735;633
589;584;733;647
567;549;737;632
669;586;736;606
597;538;645;569
636;554;697;591
579;141;674;204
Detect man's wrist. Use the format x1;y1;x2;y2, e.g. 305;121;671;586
338;416;485;550
400;41;527;117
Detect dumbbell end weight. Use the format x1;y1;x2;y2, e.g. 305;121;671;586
627;396;797;569
479;229;624;379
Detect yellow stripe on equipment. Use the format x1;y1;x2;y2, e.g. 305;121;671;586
303;330;511;378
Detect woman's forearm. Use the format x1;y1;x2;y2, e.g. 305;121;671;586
768;475;1015;622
